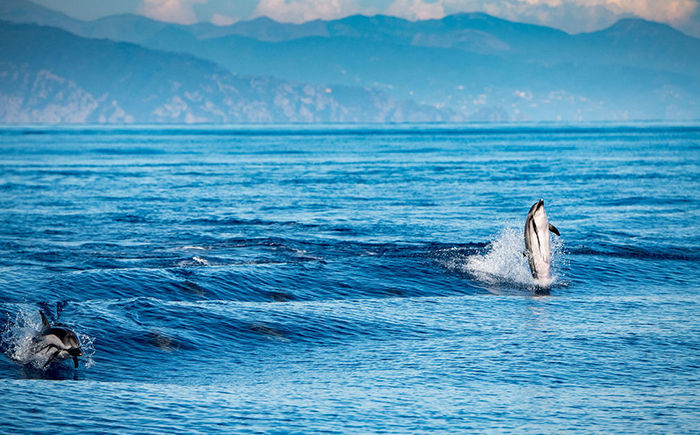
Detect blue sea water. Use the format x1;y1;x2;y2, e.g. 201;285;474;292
0;123;699;433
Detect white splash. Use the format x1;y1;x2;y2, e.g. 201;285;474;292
449;226;565;292
1;309;43;369
192;256;210;266
181;246;206;251
1;309;94;370
466;227;537;287
176;255;211;267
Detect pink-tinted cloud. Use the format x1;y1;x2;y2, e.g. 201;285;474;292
211;13;239;26
469;0;698;27
386;0;445;21
138;0;207;25
252;0;370;23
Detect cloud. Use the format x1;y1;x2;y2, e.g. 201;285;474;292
496;0;699;24
434;0;699;33
211;13;238;25
252;0;368;23
602;0;698;24
386;0;445;20
138;0;207;24
132;0;700;36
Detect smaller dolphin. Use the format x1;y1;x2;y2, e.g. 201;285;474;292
33;311;82;369
524;199;560;282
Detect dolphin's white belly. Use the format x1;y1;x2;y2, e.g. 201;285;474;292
32;334;74;364
524;201;553;281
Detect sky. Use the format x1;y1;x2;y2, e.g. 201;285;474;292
30;0;700;37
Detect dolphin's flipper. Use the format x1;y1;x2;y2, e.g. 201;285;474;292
39;311;50;330
549;224;560;236
44;349;61;368
37;344;55;354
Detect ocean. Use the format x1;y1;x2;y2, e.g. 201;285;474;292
0;123;699;433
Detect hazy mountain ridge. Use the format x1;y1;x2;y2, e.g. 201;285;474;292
1;0;699;122
5;1;696;79
0;21;454;123
142;28;700;121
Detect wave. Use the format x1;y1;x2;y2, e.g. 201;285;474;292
0;238;485;305
4;225;695;306
569;245;700;262
185;218;319;229
1;293;481;381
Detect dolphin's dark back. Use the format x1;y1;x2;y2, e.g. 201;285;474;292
43;327;79;346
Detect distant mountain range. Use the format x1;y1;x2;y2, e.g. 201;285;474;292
0;21;448;123
1;0;699;123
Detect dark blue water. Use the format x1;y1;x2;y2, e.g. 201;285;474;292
1;123;699;433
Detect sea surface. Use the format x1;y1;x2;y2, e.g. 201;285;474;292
0;123;699;433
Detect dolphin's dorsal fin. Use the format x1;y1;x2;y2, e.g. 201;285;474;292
549;224;560;236
39;311;50;329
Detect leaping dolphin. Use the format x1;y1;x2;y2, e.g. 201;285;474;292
33;311;82;368
524;199;560;282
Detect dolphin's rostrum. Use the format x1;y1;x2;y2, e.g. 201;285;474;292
33;311;82;369
524;199;560;282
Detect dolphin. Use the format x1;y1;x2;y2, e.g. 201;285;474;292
33;311;82;369
524;199;560;282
